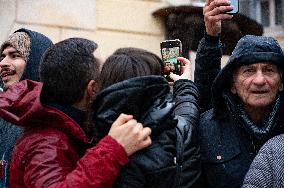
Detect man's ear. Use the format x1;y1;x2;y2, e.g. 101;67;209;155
86;80;97;97
231;85;237;94
279;83;283;92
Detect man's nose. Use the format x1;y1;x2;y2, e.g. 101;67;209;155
0;57;10;68
252;71;266;85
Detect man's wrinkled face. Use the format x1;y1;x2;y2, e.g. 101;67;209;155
0;46;26;88
231;62;283;110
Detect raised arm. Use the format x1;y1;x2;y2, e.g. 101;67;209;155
170;57;201;187
194;0;233;112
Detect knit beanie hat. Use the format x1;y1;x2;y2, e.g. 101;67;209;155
0;32;31;62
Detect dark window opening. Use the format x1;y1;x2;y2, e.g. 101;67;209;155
275;0;283;25
240;0;250;17
261;0;270;27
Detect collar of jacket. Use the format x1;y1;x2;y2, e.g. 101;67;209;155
46;103;86;128
91;75;176;140
0;80;90;144
223;91;281;141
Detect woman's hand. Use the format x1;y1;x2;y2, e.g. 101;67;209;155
169;57;192;82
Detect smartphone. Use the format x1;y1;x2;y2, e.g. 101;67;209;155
227;0;239;14
160;39;182;80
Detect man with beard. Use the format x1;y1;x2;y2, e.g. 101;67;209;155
0;28;53;188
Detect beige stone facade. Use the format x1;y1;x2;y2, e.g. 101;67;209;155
1;0;284;68
0;0;167;58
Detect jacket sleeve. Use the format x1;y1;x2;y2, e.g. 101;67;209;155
194;34;222;113
172;79;199;125
173;79;199;120
173;80;201;188
242;140;275;188
17;135;128;188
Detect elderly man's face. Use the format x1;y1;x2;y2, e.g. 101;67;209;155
231;62;283;109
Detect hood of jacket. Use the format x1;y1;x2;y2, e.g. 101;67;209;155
15;28;53;81
212;35;284;115
91;75;175;140
0;79;89;143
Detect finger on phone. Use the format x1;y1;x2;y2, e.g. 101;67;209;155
169;73;179;81
177;57;190;66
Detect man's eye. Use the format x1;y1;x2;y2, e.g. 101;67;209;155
12;54;21;58
264;67;275;72
243;68;254;73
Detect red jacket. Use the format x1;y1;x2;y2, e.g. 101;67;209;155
0;80;128;188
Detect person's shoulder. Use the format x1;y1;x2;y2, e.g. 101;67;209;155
12;126;77;167
262;134;284;152
199;109;217;128
0;118;24;140
17;126;71;150
200;109;214;120
0;118;23;131
198;109;219;137
252;134;284;167
198;109;232;140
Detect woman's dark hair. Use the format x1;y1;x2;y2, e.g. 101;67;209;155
40;37;99;104
99;47;163;90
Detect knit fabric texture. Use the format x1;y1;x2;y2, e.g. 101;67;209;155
0;32;31;62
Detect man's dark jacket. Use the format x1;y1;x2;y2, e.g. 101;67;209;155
91;75;201;188
194;34;284;188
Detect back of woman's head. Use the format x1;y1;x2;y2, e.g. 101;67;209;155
99;47;163;90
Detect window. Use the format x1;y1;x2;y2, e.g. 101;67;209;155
275;0;283;25
260;0;270;26
255;0;283;27
239;0;251;17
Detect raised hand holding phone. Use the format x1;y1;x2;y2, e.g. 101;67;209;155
204;0;234;36
169;57;192;81
227;0;239;14
160;39;182;82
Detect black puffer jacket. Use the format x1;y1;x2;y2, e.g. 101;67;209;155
194;34;284;188
91;75;201;188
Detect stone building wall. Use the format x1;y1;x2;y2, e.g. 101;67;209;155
0;0;167;58
1;0;284;70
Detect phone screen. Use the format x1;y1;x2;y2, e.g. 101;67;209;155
160;39;182;78
227;0;239;14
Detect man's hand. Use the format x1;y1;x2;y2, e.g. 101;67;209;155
108;114;152;156
204;0;233;36
169;57;192;81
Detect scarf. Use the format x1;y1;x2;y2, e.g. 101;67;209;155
223;91;280;141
